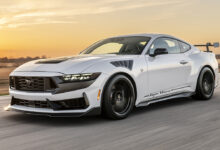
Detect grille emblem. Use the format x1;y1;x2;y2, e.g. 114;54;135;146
25;79;33;86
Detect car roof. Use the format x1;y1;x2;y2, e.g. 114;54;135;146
110;33;191;46
111;33;174;38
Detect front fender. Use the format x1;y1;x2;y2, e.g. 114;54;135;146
82;58;147;106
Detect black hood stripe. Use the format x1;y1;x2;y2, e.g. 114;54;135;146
36;57;72;64
35;56;89;64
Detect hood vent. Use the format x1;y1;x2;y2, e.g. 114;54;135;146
111;60;133;70
36;57;73;64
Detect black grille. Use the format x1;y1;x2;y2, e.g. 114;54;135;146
10;76;57;92
16;77;45;91
9;77;15;89
11;97;88;110
11;98;49;108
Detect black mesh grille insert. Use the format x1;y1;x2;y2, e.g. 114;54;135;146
15;77;45;91
11;98;49;108
10;76;57;92
9;77;15;89
11;97;88;110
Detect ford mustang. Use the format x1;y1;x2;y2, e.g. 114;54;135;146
8;34;219;119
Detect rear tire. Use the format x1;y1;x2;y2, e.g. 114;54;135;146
192;67;215;100
102;75;135;120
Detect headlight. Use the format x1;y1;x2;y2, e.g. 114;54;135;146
62;72;101;82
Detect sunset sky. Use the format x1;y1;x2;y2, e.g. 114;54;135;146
0;0;220;58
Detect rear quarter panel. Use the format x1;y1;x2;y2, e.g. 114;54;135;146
188;50;218;90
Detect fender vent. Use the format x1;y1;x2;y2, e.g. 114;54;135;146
111;60;133;70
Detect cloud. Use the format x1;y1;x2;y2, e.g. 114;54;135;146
0;0;194;29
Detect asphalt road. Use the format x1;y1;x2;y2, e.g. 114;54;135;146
0;88;220;150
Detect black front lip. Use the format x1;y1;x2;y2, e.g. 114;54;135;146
10;107;101;117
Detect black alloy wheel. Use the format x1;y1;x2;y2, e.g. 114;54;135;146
102;75;135;119
193;67;215;100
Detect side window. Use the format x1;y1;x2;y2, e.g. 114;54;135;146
179;42;191;53
149;38;181;54
164;39;180;54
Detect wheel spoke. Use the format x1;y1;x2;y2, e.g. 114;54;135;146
110;80;132;114
202;72;214;95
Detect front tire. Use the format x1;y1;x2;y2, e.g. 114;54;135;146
102;75;135;120
193;67;215;100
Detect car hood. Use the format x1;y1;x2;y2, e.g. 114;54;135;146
14;55;137;74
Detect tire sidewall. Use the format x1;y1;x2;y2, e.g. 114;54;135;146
103;75;135;119
197;68;215;99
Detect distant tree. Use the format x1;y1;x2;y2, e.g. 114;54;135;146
34;56;40;59
41;55;46;59
0;55;47;63
0;57;8;62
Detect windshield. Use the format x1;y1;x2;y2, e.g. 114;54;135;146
81;36;151;55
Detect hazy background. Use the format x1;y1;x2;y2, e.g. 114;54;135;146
0;0;220;58
0;0;220;94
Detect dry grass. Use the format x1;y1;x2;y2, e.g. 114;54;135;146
0;84;9;95
0;67;14;78
0;67;15;95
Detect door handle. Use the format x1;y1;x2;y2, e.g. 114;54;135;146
180;60;188;65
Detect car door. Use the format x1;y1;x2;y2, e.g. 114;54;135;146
145;37;191;100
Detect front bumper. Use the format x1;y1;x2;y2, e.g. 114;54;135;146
8;71;108;116
9;105;101;117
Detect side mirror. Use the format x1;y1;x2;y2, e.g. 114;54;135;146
213;42;219;48
149;48;168;57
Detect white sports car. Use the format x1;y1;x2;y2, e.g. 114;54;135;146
8;34;219;119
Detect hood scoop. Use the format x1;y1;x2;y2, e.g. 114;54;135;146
36;57;73;64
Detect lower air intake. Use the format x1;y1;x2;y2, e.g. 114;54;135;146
11;97;88;110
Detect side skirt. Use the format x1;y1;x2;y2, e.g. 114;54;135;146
136;92;194;107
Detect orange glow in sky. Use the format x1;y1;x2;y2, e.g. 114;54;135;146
0;0;220;58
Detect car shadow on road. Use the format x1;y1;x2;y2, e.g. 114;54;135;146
4;97;198;127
